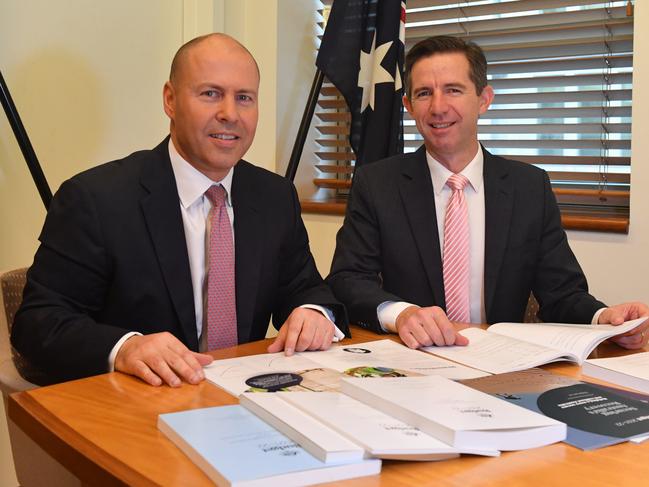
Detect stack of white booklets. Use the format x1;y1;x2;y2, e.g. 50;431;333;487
583;351;649;394
241;375;565;458
339;375;566;451
240;392;499;461
424;318;645;374
158;405;381;487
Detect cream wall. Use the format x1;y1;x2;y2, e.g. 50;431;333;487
0;1;217;484
1;0;648;485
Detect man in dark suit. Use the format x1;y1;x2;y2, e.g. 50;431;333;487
12;33;348;387
327;36;647;350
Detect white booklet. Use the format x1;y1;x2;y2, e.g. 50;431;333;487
204;339;487;396
238;393;366;464
423;318;646;374
158;405;381;487
340;375;566;451
583;351;649;394
263;391;500;460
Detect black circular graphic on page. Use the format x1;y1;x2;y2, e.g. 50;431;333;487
537;383;648;438
342;347;371;354
245;372;303;392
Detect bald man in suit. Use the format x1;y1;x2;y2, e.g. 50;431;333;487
13;33;348;386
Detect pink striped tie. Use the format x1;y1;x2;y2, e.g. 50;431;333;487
443;173;470;323
205;185;238;350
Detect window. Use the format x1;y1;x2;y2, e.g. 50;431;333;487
305;0;633;233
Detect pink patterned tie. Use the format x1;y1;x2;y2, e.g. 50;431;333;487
205;185;238;350
443;173;470;323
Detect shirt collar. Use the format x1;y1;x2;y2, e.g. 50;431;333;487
426;145;484;196
168;139;234;209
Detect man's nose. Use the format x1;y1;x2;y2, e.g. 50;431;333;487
428;92;448;114
217;96;238;122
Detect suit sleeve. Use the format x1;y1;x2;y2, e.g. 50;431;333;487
532;172;606;322
271;183;349;335
326;167;405;332
11;178;131;383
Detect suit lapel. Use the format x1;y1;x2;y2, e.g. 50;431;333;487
139;140;198;350
483;149;514;318
399;147;445;307
231;161;263;343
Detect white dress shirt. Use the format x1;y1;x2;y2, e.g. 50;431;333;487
378;147;485;329
108;140;341;370
378;146;604;330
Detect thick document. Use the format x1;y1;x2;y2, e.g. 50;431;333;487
461;368;649;450
157;405;381;487
423;318;645;374
583;351;649;394
339;375;566;451
204;339;486;396
241;391;499;461
238;393;366;463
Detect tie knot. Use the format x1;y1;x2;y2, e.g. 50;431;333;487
446;173;469;192
205;184;227;208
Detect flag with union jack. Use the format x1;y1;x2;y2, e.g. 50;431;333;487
316;0;406;168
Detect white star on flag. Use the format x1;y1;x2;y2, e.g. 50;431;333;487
358;32;394;113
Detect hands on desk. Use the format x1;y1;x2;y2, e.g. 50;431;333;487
115;332;214;387
267;307;335;356
394;305;470;349
599;302;649;349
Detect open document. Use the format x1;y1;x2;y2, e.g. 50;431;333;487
423;318;646;374
204;339;487;396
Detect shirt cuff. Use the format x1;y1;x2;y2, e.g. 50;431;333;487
300;304;345;342
592;307;607;324
377;301;417;333
108;331;142;372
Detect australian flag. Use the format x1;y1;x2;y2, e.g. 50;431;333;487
317;0;406;168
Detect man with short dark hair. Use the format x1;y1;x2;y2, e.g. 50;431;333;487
12;33;348;387
327;35;648;349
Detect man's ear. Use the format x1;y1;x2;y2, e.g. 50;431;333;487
162;81;175;119
403;94;413;116
478;85;494;115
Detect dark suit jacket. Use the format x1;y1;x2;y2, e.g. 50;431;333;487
12;138;348;383
327;146;604;332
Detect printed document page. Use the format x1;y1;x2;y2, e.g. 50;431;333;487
423;327;568;374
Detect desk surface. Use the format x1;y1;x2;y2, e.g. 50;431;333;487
8;328;649;487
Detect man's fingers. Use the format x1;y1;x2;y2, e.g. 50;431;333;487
294;319;315;353
114;332;209;387
267;327;287;353
320;324;335;351
306;323;325;351
145;356;181;387
194;352;215;367
131;360;163;387
166;350;205;384
282;322;303;356
429;308;459;345
398;329;421;349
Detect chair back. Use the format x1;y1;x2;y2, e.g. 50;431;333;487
0;268;37;395
523;293;541;323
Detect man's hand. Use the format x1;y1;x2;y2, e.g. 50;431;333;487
394;305;470;349
115;332;214;387
267;308;335;356
599;302;649;350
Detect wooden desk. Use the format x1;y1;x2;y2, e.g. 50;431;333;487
8;328;649;486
